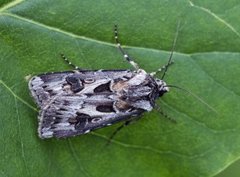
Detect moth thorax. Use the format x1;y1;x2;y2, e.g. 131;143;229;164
155;79;169;96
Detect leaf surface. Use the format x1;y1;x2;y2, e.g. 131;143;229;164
0;1;240;177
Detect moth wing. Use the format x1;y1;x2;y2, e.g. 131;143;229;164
29;70;133;108
38;94;144;138
29;70;144;138
29;72;73;107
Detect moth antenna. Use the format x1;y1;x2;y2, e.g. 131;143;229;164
60;53;81;70
166;85;218;114
114;24;139;70
161;20;181;80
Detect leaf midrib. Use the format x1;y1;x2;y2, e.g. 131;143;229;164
1;12;240;56
0;0;24;12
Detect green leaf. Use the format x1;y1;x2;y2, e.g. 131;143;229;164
0;1;240;177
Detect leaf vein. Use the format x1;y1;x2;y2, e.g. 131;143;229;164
67;140;92;177
1;12;179;55
14;98;30;176
188;0;240;38
0;0;24;12
189;55;240;98
1;12;116;47
91;132;216;159
0;80;37;112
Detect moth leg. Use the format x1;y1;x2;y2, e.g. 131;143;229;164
60;53;81;70
155;105;176;123
114;25;139;70
106;119;132;145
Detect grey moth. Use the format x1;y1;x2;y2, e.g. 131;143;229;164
29;25;177;139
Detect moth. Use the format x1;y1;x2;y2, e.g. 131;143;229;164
29;25;178;139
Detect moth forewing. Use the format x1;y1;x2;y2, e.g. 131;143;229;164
29;69;168;138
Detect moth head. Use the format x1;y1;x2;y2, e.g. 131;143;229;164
155;79;169;96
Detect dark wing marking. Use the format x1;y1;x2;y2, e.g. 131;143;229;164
29;70;133;107
38;94;144;138
29;72;73;107
29;70;138;138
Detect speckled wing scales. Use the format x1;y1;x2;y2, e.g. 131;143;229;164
29;70;147;138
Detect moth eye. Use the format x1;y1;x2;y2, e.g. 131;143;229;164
84;78;95;84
